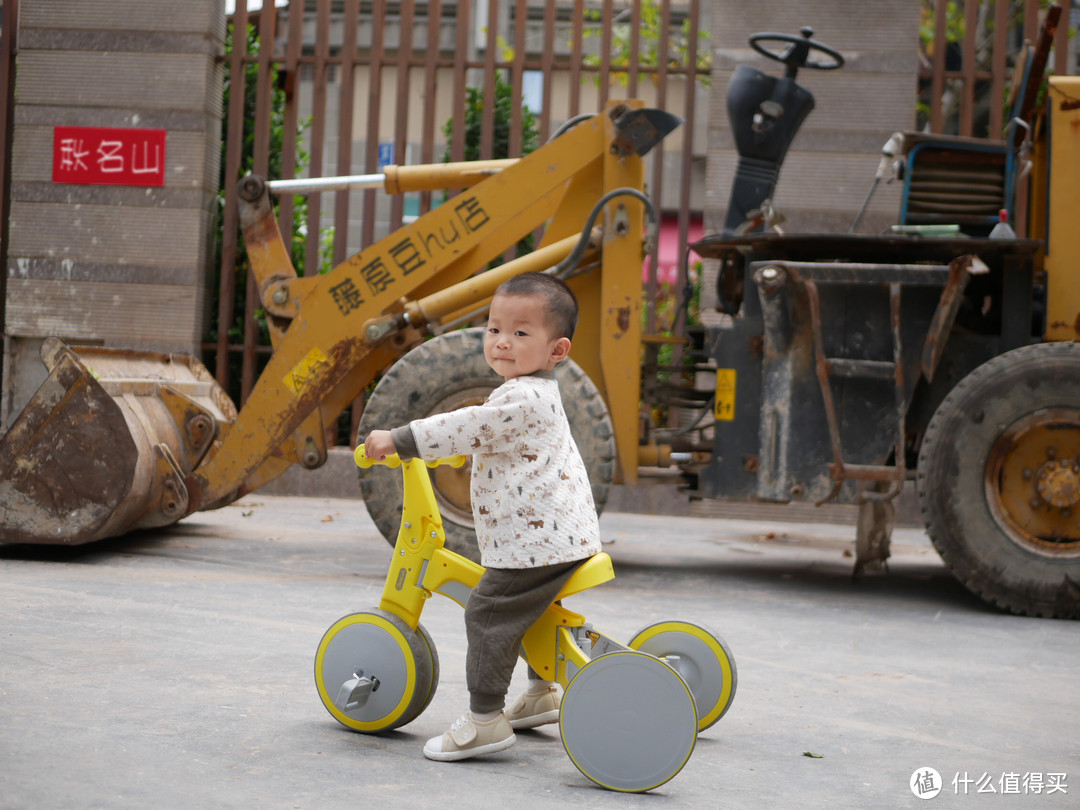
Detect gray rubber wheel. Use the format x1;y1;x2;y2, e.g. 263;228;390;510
628;619;737;731
560;650;698;792
314;609;438;733
357;328;616;562
917;343;1080;618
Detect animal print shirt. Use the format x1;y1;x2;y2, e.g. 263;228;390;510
391;371;601;569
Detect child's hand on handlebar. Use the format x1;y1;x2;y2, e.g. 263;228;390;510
364;430;397;461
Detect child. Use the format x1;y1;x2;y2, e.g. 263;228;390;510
363;272;601;762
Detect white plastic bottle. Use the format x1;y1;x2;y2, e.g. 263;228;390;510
989;208;1016;239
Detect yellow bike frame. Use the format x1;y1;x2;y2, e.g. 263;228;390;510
357;446;619;685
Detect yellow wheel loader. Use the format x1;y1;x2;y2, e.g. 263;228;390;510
5;18;1080;620
0;100;679;557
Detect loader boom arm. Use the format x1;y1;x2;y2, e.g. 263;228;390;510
186;101;669;513
0;100;678;544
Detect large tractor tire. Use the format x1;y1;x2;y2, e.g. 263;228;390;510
917;342;1080;618
356;329;616;562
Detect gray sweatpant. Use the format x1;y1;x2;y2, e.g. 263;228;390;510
464;557;589;714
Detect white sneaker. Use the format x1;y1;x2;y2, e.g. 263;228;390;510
423;713;516;762
504;685;560;730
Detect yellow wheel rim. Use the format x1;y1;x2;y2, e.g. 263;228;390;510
630;620;737;731
314;611;418;732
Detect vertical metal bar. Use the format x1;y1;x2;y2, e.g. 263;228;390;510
990;0;1008;137
505;0;528;262
509;0;525;160
390;0;414;231
539;0;556;142
674;0;700;342
646;1;672;335
216;0;250;388
627;0;641;97
803;279;846;505
242;3;279;403
361;0;385;248
929;0;946;133
304;0;331;275
959;0;977;136
480;0;499;161
251;6;276;176
598;0;612;106
569;0;584;117
889;283;906;482
326;0;360;447
1054;2;1069;76
1024;0;1039;43
419;0;443;215
277;0;305;237
0;0;19;388
334;0;359;268
450;0;470;164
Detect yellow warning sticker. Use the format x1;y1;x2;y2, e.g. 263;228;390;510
283;347;330;394
715;369;736;421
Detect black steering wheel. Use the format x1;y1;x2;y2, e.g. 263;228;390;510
748;26;844;79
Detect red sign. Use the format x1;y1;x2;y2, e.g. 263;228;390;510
52;126;166;187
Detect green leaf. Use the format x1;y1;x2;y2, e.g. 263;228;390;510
802;751;824;759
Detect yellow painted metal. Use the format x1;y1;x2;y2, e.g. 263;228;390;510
600;101;647;486
357;449;618;692
404;230;600;329
383;158;517;194
187;112;621;511
715;368;737;422
354;448;468;629
637;443;673;467
1;100;668;544
1041;76;1080;341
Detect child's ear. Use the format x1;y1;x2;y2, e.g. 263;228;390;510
551;337;571;364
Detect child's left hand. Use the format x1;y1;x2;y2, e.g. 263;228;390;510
364;430;397;460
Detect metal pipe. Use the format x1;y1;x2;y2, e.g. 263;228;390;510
267;159;518;196
408;230;600;327
268;174;386;194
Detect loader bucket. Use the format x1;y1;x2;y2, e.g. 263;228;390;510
0;338;236;545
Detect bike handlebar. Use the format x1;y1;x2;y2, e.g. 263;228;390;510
354;445;467;470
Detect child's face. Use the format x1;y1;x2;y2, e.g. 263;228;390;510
484;292;570;380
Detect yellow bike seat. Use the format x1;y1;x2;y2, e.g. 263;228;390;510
556;552;614;600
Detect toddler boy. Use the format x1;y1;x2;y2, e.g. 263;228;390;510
364;271;601;762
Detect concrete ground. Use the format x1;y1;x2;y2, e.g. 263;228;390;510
1;495;1077;809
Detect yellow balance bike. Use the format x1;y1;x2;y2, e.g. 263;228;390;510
314;448;738;792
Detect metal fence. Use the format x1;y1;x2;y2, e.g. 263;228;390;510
212;0;710;437
919;0;1073;137
0;0;1071;424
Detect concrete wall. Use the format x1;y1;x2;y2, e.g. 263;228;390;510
1;0;225;428
706;0;920;236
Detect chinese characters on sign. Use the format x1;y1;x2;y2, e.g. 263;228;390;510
53;126;166;187
328;195;491;317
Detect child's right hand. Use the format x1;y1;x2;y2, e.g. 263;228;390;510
363;430;397;460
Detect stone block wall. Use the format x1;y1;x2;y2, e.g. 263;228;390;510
1;0;225;427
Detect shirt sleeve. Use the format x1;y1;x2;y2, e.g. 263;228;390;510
390;425;420;460
407;384;534;460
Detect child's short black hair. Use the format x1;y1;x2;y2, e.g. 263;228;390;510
495;272;579;340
